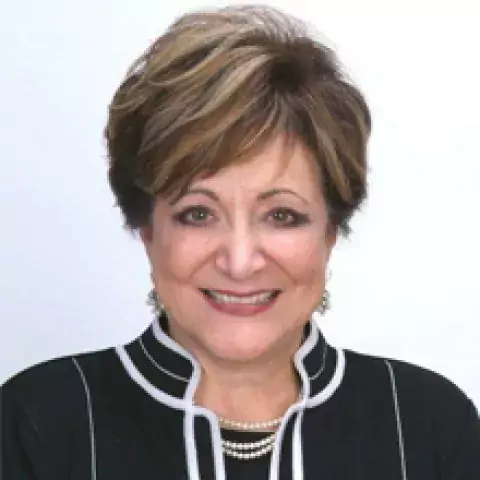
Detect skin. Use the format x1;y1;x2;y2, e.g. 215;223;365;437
140;134;337;423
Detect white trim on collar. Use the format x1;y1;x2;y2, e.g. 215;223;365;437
116;313;346;480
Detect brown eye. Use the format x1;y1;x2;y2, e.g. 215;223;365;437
268;208;310;227
189;209;209;222
174;206;213;226
272;210;291;223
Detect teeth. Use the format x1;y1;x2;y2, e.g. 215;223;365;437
205;290;277;305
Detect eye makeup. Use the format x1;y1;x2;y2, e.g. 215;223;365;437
264;207;311;227
172;205;215;227
172;204;311;229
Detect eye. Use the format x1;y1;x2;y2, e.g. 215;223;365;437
267;208;310;227
173;205;214;226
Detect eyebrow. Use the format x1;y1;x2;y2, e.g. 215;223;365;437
170;187;309;205
257;188;309;204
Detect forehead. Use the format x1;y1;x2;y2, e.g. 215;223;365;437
192;135;321;196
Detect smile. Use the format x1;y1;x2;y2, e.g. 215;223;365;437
200;289;281;305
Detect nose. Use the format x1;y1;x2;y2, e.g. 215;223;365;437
214;223;267;280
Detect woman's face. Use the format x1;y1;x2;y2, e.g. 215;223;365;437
141;134;337;364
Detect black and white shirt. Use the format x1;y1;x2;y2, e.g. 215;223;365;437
2;312;479;479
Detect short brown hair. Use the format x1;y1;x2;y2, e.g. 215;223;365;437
105;5;371;236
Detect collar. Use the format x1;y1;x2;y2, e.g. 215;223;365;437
117;310;344;403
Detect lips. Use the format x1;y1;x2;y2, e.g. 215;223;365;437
200;289;281;305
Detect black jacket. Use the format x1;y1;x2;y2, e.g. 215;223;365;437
2;314;479;479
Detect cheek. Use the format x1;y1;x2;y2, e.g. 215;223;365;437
266;230;329;283
149;226;215;282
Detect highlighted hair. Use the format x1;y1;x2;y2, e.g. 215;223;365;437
105;5;371;235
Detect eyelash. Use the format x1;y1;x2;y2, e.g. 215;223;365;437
267;208;310;227
173;205;214;226
172;206;310;228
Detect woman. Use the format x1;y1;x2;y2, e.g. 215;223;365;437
2;5;479;480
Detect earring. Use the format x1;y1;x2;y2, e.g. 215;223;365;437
316;290;331;315
147;288;163;317
316;267;332;315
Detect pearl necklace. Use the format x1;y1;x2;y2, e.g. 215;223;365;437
218;416;283;460
218;416;283;431
222;433;277;459
217;390;303;460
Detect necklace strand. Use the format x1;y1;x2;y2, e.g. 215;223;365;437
223;441;275;460
218;418;280;460
218;416;282;431
217;390;303;460
221;432;277;450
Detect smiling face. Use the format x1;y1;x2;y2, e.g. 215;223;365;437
141;134;337;365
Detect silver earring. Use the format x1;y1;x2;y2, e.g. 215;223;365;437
316;267;333;315
147;288;163;317
316;290;331;315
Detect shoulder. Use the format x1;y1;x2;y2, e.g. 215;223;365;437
342;348;480;475
1;348;115;418
342;348;477;415
1;349;120;478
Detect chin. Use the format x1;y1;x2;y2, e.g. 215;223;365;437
199;321;286;363
171;292;304;363
209;341;273;363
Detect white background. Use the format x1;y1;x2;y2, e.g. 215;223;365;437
1;0;479;406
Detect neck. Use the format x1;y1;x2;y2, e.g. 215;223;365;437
166;326;304;424
195;356;300;425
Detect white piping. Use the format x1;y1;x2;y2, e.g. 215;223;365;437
116;343;226;480
179;333;226;480
294;319;320;400
306;348;345;408
280;345;346;480
72;357;97;480
289;324;347;480
184;410;201;480
139;338;189;383
196;407;226;480
268;319;318;480
115;346;189;410
183;354;202;480
289;313;330;480
183;346;226;480
268;404;304;480
292;410;305;480
118;315;344;480
153;317;221;478
308;345;327;381
385;360;408;480
152;319;196;363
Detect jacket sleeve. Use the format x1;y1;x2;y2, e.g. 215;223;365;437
1;357;86;480
1;382;42;480
435;395;480;479
389;358;480;479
